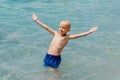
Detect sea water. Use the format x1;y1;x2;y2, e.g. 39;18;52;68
0;0;120;80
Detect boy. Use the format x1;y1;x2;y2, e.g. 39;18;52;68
32;14;98;68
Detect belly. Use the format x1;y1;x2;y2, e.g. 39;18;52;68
48;46;63;55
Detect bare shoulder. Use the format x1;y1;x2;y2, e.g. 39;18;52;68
65;34;71;39
54;31;58;35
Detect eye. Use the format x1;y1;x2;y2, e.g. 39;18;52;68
60;26;66;29
63;26;66;29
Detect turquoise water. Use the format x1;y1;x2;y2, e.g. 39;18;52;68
0;0;120;80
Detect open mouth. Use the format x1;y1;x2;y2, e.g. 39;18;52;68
60;30;64;33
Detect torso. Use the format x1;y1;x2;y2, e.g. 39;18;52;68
48;32;70;55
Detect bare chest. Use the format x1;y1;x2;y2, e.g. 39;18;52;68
50;35;69;48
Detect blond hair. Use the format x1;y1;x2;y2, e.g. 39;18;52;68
60;20;71;27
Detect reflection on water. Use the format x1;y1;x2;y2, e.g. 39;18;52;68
43;67;61;80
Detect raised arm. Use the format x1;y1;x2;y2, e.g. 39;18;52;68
69;26;98;39
32;14;55;35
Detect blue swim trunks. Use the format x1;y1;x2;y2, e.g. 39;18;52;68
44;53;61;68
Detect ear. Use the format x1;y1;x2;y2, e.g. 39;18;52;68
68;29;70;32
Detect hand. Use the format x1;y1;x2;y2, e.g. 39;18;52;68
89;26;98;33
32;14;38;21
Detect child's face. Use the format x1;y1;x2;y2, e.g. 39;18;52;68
59;21;70;35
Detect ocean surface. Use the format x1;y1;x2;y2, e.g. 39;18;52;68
0;0;120;80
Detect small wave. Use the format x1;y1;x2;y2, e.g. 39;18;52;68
6;0;37;3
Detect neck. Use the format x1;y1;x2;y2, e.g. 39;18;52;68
58;32;67;37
